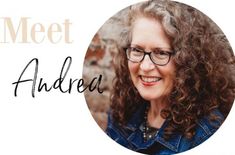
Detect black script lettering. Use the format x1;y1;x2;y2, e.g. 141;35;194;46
83;75;103;93
76;75;103;93
38;56;72;93
12;56;103;97
12;58;38;97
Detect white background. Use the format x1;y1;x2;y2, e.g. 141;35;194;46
0;0;234;155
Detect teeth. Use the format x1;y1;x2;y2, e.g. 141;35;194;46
140;76;161;82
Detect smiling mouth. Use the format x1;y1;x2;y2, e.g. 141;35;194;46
140;76;162;83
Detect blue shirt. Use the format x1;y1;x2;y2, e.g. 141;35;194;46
106;103;224;155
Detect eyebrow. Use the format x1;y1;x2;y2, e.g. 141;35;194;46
130;44;172;51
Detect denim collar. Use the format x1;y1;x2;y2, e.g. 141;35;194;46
123;103;182;152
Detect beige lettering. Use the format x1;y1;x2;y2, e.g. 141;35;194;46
0;17;72;44
31;23;45;43
48;23;62;44
3;17;29;43
63;19;73;43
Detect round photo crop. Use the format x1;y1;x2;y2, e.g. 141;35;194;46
82;0;235;154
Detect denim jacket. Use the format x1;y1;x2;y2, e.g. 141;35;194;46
106;103;224;155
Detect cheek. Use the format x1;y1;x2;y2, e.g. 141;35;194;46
167;70;176;88
128;62;139;75
162;63;176;86
168;74;175;87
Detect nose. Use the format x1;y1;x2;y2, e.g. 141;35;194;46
140;54;155;71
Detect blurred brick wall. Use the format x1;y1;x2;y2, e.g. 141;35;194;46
83;9;128;131
83;34;117;131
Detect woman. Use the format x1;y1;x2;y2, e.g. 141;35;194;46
106;0;235;154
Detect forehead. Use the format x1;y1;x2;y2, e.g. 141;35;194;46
131;17;171;49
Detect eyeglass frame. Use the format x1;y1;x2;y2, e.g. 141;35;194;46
124;46;175;66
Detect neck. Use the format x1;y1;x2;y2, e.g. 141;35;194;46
147;99;168;128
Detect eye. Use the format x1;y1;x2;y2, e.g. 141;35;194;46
128;47;144;59
130;47;143;53
159;50;168;55
152;50;169;59
153;50;169;55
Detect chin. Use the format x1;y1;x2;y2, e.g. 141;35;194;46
139;93;161;101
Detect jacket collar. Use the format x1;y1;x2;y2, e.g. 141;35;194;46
123;103;182;152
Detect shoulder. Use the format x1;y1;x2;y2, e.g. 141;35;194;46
105;112;133;148
193;109;224;146
106;105;146;149
180;109;224;150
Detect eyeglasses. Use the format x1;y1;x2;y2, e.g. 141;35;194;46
125;46;175;66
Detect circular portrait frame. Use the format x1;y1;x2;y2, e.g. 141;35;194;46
83;0;235;154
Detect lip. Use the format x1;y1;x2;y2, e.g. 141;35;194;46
139;75;162;86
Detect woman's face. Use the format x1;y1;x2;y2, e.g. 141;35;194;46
128;17;176;103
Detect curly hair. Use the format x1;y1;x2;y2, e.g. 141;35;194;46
110;0;235;139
